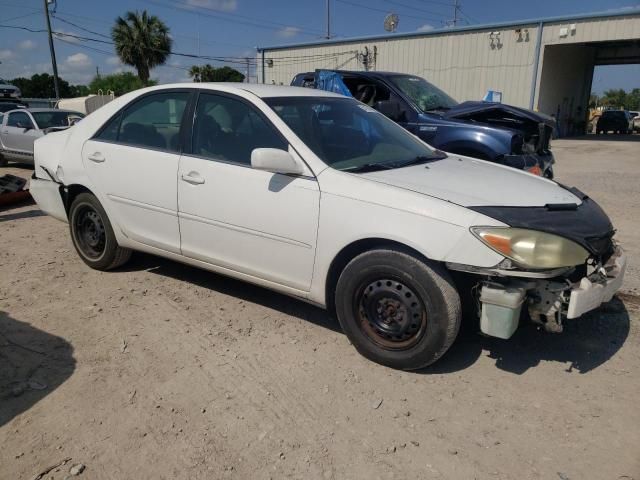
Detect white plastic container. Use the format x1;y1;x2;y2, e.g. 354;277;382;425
479;284;526;339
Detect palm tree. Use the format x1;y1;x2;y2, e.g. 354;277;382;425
112;10;172;84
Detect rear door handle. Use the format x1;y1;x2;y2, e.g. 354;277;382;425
181;172;205;185
88;152;105;163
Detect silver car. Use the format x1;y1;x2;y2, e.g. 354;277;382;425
0;108;84;166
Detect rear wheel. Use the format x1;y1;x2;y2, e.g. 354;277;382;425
69;193;131;270
0;153;7;167
335;249;461;370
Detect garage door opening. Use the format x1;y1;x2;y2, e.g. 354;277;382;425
536;39;640;138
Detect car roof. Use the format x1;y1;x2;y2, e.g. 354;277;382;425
149;82;345;99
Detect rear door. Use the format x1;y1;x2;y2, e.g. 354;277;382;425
81;89;192;254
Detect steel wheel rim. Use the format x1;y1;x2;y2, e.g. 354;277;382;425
74;205;106;259
356;278;427;350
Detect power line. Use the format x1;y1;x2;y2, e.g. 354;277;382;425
335;0;444;24
139;0;328;38
52;10;254;51
385;0;448;17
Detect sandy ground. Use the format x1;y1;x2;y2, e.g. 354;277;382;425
1;137;639;480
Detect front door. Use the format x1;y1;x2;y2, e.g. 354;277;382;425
82;90;191;254
178;92;320;291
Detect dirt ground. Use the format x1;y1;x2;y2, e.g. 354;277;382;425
1;136;639;480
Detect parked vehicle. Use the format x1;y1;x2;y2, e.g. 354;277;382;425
292;70;556;178
0;108;84;166
0;78;21;99
0;101;27;113
629;111;640;132
596;110;633;134
31;84;625;370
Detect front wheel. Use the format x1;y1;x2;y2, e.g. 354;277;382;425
69;193;131;270
335;249;461;370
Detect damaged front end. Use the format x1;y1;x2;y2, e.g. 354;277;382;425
445;101;556;178
448;190;626;338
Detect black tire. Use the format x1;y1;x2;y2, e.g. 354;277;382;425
0;153;7;167
335;249;461;370
69;193;131;270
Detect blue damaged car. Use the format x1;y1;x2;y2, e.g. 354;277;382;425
292;70;555;178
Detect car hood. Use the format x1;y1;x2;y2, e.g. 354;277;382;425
359;155;580;207
443;101;556;128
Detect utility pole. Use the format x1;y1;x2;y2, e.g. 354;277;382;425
43;0;60;100
245;57;250;83
452;0;460;27
326;0;331;39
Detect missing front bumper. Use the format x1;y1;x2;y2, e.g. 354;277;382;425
460;246;626;339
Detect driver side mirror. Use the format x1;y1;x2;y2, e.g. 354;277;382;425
251;148;304;176
16;121;32;131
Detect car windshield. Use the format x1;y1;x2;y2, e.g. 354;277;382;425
388;75;458;112
32;111;83;129
265;96;447;172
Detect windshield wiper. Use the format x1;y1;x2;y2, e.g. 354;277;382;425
342;162;397;173
389;152;448;169
425;105;452;112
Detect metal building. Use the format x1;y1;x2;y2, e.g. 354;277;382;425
257;9;640;134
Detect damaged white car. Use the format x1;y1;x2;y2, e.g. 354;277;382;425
30;84;626;370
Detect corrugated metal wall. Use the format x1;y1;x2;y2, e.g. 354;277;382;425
259;25;539;108
258;13;640;111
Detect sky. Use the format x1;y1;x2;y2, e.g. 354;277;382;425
0;0;639;90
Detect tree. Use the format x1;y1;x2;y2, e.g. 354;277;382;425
88;72;154;96
7;74;85;98
600;89;628;109
112;10;172;83
627;88;640;110
188;64;245;83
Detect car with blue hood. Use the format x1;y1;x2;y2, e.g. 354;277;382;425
292;70;556;178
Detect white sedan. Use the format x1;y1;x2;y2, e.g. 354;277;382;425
31;83;626;369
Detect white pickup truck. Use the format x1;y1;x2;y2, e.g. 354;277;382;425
0;108;83;166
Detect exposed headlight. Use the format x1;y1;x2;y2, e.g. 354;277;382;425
471;227;589;269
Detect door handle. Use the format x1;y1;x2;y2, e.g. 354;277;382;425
181;172;205;185
88;152;105;163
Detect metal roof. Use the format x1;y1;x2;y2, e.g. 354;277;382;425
257;7;640;52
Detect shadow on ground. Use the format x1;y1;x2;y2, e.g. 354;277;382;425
0;311;76;427
121;252;341;334
121;253;632;376
425;296;630;375
570;133;640;142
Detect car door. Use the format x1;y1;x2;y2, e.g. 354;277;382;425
82;90;192;254
178;91;320;291
1;111;40;154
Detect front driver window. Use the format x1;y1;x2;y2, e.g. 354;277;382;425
192;93;287;166
7;111;33;129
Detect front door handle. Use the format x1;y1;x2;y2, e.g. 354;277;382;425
181;172;205;185
88;152;105;163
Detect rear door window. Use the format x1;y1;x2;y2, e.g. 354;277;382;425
96;91;189;152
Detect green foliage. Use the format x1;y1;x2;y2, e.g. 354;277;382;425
88;72;155;96
112;10;172;82
188;64;245;83
7;74;87;99
591;88;640;110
